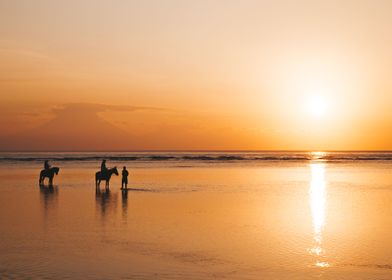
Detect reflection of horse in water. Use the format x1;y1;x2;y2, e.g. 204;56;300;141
39;167;60;185
95;167;118;189
39;184;58;211
95;187;118;218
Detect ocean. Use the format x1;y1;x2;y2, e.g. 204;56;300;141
0;151;392;279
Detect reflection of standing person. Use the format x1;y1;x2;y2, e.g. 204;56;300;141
44;160;51;171
122;166;129;189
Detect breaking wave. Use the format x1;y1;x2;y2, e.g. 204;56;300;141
1;152;392;162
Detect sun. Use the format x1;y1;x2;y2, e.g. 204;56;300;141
307;96;328;118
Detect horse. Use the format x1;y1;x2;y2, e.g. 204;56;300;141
95;167;118;189
39;167;60;186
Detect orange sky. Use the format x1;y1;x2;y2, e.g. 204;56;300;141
1;0;392;151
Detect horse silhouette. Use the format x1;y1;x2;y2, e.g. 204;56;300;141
95;167;118;189
39;167;60;186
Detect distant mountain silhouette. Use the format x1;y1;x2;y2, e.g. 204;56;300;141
0;102;253;151
0;103;138;151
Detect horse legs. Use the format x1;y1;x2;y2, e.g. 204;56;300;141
49;176;53;186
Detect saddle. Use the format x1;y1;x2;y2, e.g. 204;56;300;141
101;168;109;177
43;167;52;173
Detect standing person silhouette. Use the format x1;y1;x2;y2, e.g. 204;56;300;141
121;166;129;190
44;160;51;171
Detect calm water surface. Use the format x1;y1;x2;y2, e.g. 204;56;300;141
0;152;392;279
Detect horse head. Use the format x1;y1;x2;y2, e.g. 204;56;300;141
53;167;60;175
112;166;119;176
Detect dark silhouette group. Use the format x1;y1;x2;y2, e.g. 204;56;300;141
39;159;129;190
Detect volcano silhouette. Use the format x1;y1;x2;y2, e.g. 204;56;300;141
0;104;136;151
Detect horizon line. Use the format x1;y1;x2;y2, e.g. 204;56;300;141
1;149;392;153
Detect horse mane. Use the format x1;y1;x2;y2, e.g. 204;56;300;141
109;166;118;175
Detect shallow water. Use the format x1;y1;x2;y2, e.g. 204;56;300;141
1;153;392;279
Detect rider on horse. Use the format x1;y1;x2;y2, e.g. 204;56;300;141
101;160;108;176
40;160;59;185
44;160;51;171
96;160;118;188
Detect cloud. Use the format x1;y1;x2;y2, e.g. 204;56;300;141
51;102;170;114
0;48;55;62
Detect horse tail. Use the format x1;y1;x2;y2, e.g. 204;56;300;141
39;170;43;184
95;172;100;183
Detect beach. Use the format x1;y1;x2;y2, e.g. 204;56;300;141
1;152;392;279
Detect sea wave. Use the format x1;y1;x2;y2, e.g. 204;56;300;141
1;153;392;162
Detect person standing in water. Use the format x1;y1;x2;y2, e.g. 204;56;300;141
122;166;129;189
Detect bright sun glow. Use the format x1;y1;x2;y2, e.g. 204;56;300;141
307;96;329;118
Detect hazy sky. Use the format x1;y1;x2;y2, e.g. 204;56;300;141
1;0;392;150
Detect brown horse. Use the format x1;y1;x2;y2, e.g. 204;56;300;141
95;167;118;189
39;167;60;186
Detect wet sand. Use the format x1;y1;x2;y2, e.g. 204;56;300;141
1;161;392;279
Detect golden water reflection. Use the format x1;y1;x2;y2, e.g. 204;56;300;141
309;163;329;268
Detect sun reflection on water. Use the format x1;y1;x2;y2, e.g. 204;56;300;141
308;163;329;268
311;151;327;160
